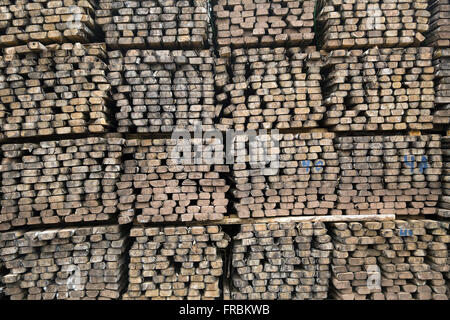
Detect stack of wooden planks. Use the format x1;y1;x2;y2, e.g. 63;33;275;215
96;0;210;49
317;0;430;50
0;136;124;231
0;224;128;300
229;132;339;218
107;49;216;133
426;0;450;48
439;135;450;218
230;222;332;300
322;47;435;131
117;138;229;224
330;220;449;300
329;221;385;300
123;225;230;300
215;46;323;131
0;42;111;140
335;134;442;216
213;0;316;49
433;48;450;125
0;0;100;47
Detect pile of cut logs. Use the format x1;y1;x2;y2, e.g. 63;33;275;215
229;132;339;218
117;138;229;224
230;222;332;300
0;136;124;231
322;47;435;131
329;219;449;300
433;48;450;125
426;0;450;48
439;135;450;218
107;49;216;133
96;0;210;49
335;134;442;216
0;0;99;47
215;46;323;131
0;42;111;140
123;225;229;300
213;0;316;49
0;224;128;300
317;0;430;50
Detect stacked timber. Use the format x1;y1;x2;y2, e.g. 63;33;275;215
215;46;323;131
335;134;442;216
0;0;99;47
213;0;316;49
117;138;229;224
425;0;450;48
433;48;450;125
229;132;339;218
230;222;332;300
329;221;385;300
439;135;450;218
96;0;210;49
422;220;449;299
0;42;111;140
322;47;435;131
330;220;449;300
317;0;430;50
0;236;4;299
123;225;230;300
0;136;124;231
108;49;216;133
0;225;128;300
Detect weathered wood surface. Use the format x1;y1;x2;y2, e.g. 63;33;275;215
0;0;100;47
0;136;124;231
335;134;442;216
108;49;217;133
433;48;450;125
214;0;316;49
318;0;430;50
96;0;210;49
0;42;111;140
123;225;230;300
425;0;450;48
322;47;435;131
230;221;332;300
117;138;229;224
0;224;128;300
215;46;323;131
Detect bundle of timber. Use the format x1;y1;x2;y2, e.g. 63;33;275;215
229;132;339;218
322;48;435;131
230;222;332;300
425;0;450;48
0;225;128;300
215;46;323;131
96;0;210;49
213;0;316;49
317;0;430;50
422;220;449;299
329;221;385;300
335;134;442;216
123;225;230;300
433;48;450;125
117;138;229;224
439;135;450;218
0;0;100;47
330;220;449;300
108;49;216;133
0;42;111;140
0;136;124;231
